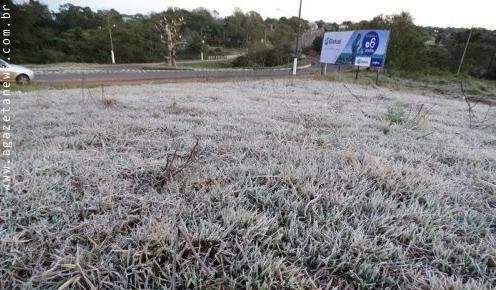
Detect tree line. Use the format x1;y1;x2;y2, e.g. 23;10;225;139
353;13;496;79
3;0;496;79
312;13;496;79
4;0;307;64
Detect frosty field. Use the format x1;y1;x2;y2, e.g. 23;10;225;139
1;79;495;288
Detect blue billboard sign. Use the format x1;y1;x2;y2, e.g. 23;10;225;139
320;30;390;68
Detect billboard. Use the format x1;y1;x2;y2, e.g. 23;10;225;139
320;30;390;68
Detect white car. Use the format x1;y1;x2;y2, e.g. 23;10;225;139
0;58;34;85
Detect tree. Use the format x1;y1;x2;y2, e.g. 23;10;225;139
386;12;428;72
155;13;185;66
348;12;427;72
55;3;102;31
444;28;496;77
224;9;266;47
6;0;495;79
186;8;223;43
312;35;323;53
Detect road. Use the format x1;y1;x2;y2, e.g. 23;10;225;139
34;68;314;85
32;62;323;85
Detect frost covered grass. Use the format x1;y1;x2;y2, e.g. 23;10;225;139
1;79;496;289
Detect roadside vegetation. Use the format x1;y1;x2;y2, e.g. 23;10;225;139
8;82;40;93
321;69;496;105
1;79;495;288
232;45;293;68
183;61;234;69
312;14;496;81
6;1;308;65
6;1;495;80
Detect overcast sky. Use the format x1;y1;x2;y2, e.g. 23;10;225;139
34;0;495;29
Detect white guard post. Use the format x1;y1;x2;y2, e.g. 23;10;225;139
292;58;298;75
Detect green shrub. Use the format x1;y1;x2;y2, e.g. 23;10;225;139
208;47;223;56
232;55;259;67
421;45;450;71
311;35;323;54
384;103;406;125
484;65;496;80
232;45;292;68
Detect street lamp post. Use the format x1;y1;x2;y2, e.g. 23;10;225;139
292;0;303;76
107;14;116;64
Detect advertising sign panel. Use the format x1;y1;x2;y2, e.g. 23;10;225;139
320;30;390;68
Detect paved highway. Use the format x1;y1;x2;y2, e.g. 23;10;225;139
33;65;321;85
36;68;302;84
29;58;336;85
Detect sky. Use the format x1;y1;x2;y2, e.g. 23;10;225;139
34;0;495;29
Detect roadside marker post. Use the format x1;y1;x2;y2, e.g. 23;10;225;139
293;58;298;75
81;72;85;101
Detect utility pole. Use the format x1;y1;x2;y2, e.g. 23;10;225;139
457;28;472;75
292;0;303;76
107;13;116;64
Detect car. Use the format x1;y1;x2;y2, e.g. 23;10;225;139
0;58;34;85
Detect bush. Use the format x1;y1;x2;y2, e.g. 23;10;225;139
186;41;204;54
384;103;406;125
483;65;496;80
312;35;323;54
233;45;292;68
208;47;223;56
232;55;258;67
421;45;450;71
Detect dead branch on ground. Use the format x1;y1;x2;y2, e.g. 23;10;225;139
159;138;200;188
460;79;493;129
343;84;362;102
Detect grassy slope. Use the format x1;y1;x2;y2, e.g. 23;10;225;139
1;79;495;288
322;70;496;104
